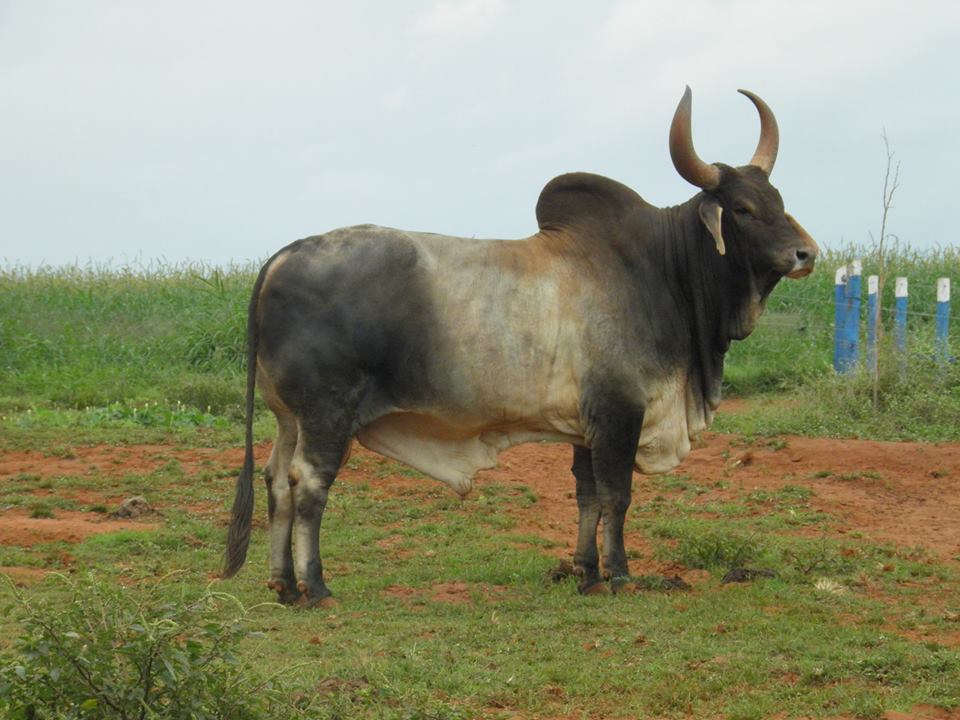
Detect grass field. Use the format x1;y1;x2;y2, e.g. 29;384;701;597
1;248;958;718
2;439;959;719
1;245;957;444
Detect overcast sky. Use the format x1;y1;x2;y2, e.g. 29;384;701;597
2;0;958;268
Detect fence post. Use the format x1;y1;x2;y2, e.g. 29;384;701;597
894;277;908;371
866;275;878;374
936;278;951;364
834;266;847;372
840;260;862;372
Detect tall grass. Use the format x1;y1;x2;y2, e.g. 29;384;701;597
0;262;256;414
0;245;956;440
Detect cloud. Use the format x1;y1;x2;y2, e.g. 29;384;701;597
380;85;409;112
414;0;505;37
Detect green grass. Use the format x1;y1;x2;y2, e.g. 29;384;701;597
723;244;960;395
1;245;958;446
0;249;958;715
0;262;254;417
1;449;959;719
715;344;960;441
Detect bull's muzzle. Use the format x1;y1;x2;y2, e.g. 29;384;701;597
786;214;818;279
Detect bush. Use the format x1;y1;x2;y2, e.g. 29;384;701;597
0;574;298;719
653;524;762;570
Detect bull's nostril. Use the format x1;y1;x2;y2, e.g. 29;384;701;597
796;250;809;262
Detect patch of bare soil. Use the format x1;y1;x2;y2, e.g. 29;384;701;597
0;443;272;480
0;565;49;587
1;431;958;573
684;433;960;560
0;508;161;547
464;432;960;562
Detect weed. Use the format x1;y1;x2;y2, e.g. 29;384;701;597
0;573;308;718
654;525;761;570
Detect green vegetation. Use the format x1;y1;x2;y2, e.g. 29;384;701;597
0;248;958;716
2;246;957;446
724;243;959;396
0;574;305;719
0;459;957;718
0;262;254;425
722;244;959;441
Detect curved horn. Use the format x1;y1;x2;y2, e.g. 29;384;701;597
669;86;720;191
737;89;779;175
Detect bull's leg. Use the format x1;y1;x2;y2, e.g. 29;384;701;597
571;445;604;594
588;404;643;593
287;417;352;607
264;411;300;604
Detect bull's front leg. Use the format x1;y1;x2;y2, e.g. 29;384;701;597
583;397;643;594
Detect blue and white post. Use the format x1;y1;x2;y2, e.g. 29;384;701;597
833;266;848;372
894;277;908;368
840;260;862;372
866;275;879;375
936;278;951;365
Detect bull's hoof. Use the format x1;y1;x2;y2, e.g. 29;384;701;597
546;560;578;583
266;579;303;605
294;579;334;609
578;579;609;595
610;576;638;595
301;595;338;609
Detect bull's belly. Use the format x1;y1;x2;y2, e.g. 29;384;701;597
355;375;714;495
356;412;579;496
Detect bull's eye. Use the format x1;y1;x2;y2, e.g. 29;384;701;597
733;206;753;217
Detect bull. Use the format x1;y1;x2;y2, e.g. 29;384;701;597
223;86;818;604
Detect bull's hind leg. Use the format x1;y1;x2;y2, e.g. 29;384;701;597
264;411;300;604
287;414;353;607
571;445;604;594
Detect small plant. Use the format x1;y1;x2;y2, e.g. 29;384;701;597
0;573;309;719
655;526;761;570
28;506;55;520
781;538;860;577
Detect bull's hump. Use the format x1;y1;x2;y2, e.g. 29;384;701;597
535;172;646;232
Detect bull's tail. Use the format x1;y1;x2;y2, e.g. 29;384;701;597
222;258;273;579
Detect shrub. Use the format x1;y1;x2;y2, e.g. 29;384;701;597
653;524;762;570
0;574;299;719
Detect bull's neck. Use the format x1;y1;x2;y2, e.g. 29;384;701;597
651;198;758;406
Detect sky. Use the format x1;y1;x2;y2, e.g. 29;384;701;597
2;0;958;268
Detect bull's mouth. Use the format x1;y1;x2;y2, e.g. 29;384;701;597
787;266;814;279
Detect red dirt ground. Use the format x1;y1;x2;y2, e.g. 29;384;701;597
2;431;959;582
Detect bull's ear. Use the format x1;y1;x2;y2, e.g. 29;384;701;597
698;198;725;255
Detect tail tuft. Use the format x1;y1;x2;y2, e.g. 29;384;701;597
222;453;255;578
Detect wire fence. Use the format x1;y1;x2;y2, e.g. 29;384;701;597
723;256;956;390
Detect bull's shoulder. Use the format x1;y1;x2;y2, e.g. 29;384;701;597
535;172;651;232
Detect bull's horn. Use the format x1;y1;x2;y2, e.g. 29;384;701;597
669;86;721;191
738;89;779;175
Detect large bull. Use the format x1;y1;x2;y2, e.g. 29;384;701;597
223;87;817;604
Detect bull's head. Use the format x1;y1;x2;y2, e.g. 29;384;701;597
668;87;818;284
